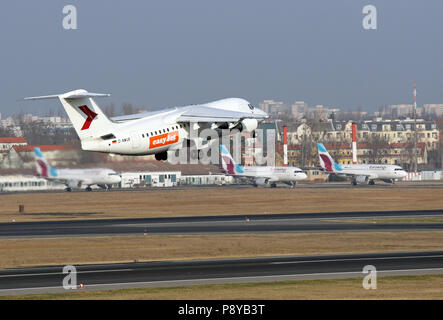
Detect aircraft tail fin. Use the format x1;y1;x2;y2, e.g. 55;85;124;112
317;143;342;173
25;89;115;142
34;147;58;178
219;145;244;175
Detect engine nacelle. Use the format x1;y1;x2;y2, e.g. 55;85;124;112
355;175;369;184
254;177;269;186
233;119;258;133
68;180;81;188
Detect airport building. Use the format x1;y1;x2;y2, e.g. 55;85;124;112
113;171;233;189
120;171;181;188
180;174;233;186
0;171;233;192
283;118;439;151
0;175;65;192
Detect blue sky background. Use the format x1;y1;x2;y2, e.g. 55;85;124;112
1;1;442;116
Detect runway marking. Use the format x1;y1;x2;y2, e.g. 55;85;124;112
270;254;443;265
2;267;443;294
0;269;134;278
112;214;443;227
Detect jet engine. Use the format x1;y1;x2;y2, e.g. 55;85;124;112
232;119;258;133
67;180;81;188
355;175;369;184
254;177;269;186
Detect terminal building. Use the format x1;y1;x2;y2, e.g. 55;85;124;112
0;171;233;192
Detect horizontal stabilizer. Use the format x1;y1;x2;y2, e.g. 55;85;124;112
24;89;110;101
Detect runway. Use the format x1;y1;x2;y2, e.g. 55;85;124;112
2;209;443;238
1;250;443;296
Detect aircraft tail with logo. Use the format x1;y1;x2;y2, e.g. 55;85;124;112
34;147;58;178
317;143;343;173
220;145;244;175
24;89;115;141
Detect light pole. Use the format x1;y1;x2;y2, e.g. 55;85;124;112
413;81;418;172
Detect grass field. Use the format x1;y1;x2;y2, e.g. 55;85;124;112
5;274;443;300
2;231;443;269
2;186;443;222
2;186;443;299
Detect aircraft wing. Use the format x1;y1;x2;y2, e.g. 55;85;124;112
110;105;267;124
175;106;268;123
110;109;175;122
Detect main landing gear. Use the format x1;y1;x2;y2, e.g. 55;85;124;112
155;151;168;161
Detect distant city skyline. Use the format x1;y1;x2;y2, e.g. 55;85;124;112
1;1;443;117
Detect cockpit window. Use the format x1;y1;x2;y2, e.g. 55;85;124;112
394;168;404;171
248;103;254;110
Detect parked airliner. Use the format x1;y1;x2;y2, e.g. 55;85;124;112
220;145;307;187
317;143;407;185
25;90;268;161
34;147;121;191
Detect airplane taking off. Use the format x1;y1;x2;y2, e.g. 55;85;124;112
34;147;121;192
317;143;407;185
25;89;268;161
220;145;307;187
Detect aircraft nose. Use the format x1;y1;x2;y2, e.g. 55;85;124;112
255;108;268;117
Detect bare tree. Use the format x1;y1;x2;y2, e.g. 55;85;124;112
103;103;117;117
0;126;14;137
122;103;136;115
18;121;77;145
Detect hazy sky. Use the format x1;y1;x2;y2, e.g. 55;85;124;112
1;0;443;117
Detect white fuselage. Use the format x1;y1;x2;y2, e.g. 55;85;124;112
83;98;266;155
235;166;307;183
336;164;407;180
45;168;121;187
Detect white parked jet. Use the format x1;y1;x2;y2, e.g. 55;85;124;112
220;145;307;187
34;147;121;191
25;89;268;161
317;143;407;185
